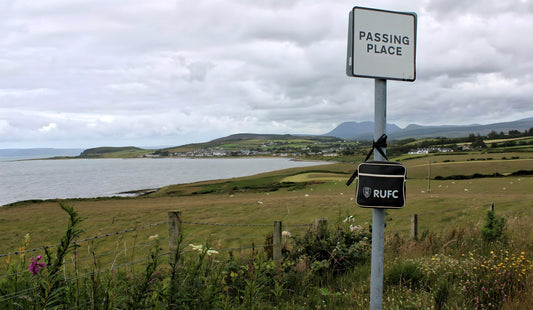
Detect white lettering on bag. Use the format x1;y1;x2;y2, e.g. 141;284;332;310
373;189;399;199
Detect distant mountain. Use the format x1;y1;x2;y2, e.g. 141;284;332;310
325;118;533;140
325;121;401;139
388;118;533;140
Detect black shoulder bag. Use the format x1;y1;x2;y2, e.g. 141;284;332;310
346;134;406;209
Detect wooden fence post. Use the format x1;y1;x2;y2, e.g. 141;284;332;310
411;214;418;240
315;218;328;239
168;210;182;263
273;221;282;260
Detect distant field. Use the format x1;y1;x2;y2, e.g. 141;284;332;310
404;158;532;179
1;150;531;259
282;172;347;182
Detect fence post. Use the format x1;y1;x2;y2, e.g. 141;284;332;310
168;211;182;263
315;218;328;239
411;214;418;240
273;221;282;260
489;202;495;213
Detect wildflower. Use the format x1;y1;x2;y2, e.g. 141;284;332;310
349;225;360;232
189;244;203;252
206;249;219;256
29;255;46;275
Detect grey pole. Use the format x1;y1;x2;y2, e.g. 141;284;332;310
370;78;387;309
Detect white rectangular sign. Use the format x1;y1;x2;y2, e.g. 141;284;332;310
347;7;417;81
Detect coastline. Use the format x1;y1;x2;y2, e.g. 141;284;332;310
1;157;330;207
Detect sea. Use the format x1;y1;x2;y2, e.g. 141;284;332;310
0;154;324;207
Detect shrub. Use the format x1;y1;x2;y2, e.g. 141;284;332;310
481;211;506;244
290;217;371;276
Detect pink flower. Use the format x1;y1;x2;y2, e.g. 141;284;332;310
29;255;46;275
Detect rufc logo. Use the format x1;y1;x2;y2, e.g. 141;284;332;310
363;187;372;198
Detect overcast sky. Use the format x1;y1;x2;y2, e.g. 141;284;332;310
1;0;532;148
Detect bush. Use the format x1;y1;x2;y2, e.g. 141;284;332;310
290;217;371;276
481;211;506;244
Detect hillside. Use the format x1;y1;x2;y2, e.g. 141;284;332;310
156;133;341;155
71;118;533;159
79;146;147;158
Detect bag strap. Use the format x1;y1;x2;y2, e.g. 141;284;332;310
346;134;388;186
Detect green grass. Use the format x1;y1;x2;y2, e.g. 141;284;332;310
1;149;532;309
1;151;531;258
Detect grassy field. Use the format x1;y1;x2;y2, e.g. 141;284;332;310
1;151;531;257
1;149;531;308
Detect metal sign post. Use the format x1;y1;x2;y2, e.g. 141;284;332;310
370;78;387;309
346;6;417;310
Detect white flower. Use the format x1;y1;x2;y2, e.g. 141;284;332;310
189;244;203;252
282;231;292;238
350;225;360;232
189;243;218;255
343;215;354;223
206;249;219;256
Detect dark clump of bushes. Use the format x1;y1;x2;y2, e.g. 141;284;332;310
435;172;503;180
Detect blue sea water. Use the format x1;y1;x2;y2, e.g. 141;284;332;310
0;157;323;206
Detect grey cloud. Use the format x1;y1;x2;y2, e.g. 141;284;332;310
426;0;533;18
0;1;532;148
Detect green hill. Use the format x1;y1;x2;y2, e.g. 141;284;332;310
79;146;147;158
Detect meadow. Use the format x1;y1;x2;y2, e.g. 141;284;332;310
0;148;531;309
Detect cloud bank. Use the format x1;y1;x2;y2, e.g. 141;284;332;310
0;0;532;148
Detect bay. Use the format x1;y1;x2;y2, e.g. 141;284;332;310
0;158;323;206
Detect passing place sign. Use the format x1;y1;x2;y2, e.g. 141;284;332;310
347;7;417;81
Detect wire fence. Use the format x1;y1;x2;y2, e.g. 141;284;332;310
0;200;509;303
0;211;319;304
0;214;315;282
0;221;168;259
